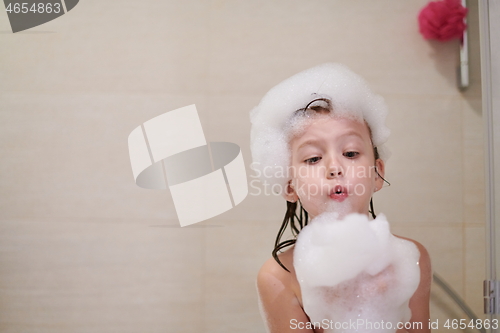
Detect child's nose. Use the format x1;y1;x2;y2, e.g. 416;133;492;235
327;168;343;178
326;158;344;179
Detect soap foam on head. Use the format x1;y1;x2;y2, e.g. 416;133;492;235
284;106;364;147
249;63;390;194
293;213;420;333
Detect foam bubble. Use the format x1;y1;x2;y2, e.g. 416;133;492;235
293;213;420;333
322;200;352;220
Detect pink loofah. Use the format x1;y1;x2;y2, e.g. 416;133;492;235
418;0;468;42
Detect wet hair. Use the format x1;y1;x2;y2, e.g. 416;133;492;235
272;98;389;272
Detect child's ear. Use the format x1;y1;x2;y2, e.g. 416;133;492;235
284;179;299;203
374;159;385;192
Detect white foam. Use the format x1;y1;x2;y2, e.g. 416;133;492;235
293;212;420;333
250;63;390;195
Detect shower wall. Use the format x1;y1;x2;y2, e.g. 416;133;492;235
0;0;484;332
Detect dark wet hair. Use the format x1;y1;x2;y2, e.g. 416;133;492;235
271;98;389;272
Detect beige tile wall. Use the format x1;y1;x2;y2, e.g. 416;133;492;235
0;0;486;332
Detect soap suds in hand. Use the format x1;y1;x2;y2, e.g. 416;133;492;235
293;212;420;333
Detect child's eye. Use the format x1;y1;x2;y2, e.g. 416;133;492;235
304;156;321;164
344;151;359;158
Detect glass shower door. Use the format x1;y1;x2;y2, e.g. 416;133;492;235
480;0;500;331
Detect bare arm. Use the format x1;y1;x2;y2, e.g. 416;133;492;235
257;257;315;333
407;241;432;333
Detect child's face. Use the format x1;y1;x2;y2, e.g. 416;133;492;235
285;115;385;219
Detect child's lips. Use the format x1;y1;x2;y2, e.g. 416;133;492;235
329;185;348;202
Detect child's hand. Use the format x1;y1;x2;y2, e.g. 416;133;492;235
362;265;395;295
318;265;396;309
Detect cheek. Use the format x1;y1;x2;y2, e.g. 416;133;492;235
347;165;375;183
293;177;324;198
348;175;376;196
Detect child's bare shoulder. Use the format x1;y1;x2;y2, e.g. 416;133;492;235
258;248;293;280
395;235;430;262
257;248;296;295
394;234;432;279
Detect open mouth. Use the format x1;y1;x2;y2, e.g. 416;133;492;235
329;185;348;202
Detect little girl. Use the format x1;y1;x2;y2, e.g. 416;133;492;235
250;64;431;333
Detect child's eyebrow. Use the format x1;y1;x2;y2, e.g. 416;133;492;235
341;130;365;141
297;139;320;151
296;131;365;151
